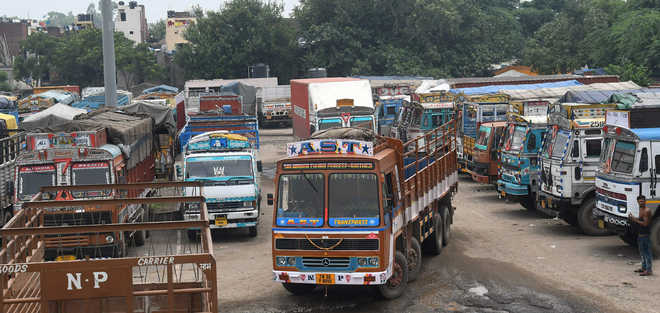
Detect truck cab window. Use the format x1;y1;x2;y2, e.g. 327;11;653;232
656;155;660;174
571;140;579;158
527;133;536;152
382;173;394;209
586;139;602;158
640;148;648;172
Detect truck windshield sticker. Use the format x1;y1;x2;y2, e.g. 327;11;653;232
329;218;379;227
287;140;374;157
283;162;374;170
213;167;225;176
276;217;323;227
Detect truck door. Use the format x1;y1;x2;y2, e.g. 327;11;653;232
580;134;603;183
649;141;660;202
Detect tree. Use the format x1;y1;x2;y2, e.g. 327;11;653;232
44;11;75;27
13;32;59;84
0;72;10;91
147;20;166;44
606;59;652;86
175;0;299;82
116;40;166;89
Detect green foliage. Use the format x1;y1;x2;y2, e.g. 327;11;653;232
0;72;9;91
175;0;298;82
148;20;166;44
13;29;164;88
44;11;75;27
606;60;652;86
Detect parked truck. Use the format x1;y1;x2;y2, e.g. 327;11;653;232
455;94;509;172
496;100;550;209
291;78;376;138
180;132;262;238
594;99;660;254
537;103;615;235
258;85;292;128
14;110;160;259
376;96;408;136
466;121;506;184
270;121;458;299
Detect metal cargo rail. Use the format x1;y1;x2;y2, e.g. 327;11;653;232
0;182;218;313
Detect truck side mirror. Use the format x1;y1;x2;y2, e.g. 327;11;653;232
574;167;582;180
267;193;274;205
6;181;13;196
257;161;263;173
175;165;183;179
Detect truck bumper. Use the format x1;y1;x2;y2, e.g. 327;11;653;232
496;180;528;197
593;208;629;234
273;270;389;285
537;192;573;216
185;209;258;229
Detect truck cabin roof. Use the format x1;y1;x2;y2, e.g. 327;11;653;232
316;105;375;117
603;125;660;142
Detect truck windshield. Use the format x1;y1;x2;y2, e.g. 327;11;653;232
609;140;636;174
72;162;111;185
18;165;56;201
550;130;570;159
509;126;526;151
319;118;342;130
328;173;380;226
186;156;253;179
542;127;556;158
350;117;373;130
476;126;491;150
600;138;613;166
276;174;324;226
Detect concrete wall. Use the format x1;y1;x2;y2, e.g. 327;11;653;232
0;22;28;57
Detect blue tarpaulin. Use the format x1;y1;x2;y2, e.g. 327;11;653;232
71;94;130;111
142;85;178;94
450;80;582;95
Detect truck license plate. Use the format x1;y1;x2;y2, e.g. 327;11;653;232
598;219;605;229
316;273;335;285
55;255;76;261
215;217;228;226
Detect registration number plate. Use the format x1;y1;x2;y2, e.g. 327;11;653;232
215;217;228;226
316;273;335;285
598;219;605;229
55;255;76;261
500;191;506;197
546;198;552;207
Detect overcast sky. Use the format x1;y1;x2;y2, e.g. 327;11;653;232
3;0;300;23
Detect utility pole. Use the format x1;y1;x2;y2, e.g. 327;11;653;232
101;0;117;107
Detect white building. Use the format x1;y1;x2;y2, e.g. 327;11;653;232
165;11;196;52
115;1;148;44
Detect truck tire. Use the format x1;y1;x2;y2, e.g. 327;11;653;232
577;198;611;236
407;237;422;282
561;211;579;227
423;213;444;255
619;231;638;247
248;226;258;237
378;251;408;299
522;190;537;211
650;218;660;256
282;283;316;295
442;206;451;246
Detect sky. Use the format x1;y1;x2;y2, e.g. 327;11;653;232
3;0;300;23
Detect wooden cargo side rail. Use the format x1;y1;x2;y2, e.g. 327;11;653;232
401;120;457;210
0;185;218;313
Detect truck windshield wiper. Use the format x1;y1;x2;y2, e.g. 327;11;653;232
300;171;318;193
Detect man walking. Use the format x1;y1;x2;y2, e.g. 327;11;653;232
630;195;653;276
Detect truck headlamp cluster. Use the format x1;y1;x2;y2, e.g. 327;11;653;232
357;257;379;267
243;201;253;208
276;256;296;266
105;235;114;243
617;204;627;214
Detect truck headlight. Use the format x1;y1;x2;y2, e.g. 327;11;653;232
243;201;253;208
276;256;296;266
187;203;200;211
105;235;114;243
368;257;379;266
357;257;378;267
357;257;368;266
618;205;627;213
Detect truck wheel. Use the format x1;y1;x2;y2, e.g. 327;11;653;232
407;237;422;282
619;231;638;247
423;213;444;255
578;198;611;236
442;206;451;246
650;218;660;256
282;283;316;295
561;211;579;227
378;251;408;299
248;226;258;237
523;190;537;211
187;230;199;242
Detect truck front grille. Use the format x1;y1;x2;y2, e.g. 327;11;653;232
207;201;245;212
275;238;379;251
43;211;112;227
302;257;351;268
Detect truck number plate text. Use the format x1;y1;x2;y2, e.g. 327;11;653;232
316;273;335;285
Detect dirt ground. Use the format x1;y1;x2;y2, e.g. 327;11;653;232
208;128;656;313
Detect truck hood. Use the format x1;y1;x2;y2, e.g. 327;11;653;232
203;184;258;202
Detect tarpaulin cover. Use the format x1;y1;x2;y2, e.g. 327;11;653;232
608;92;660;109
450;80;582;95
142;85;178;94
71;94;130;110
119;101;176;136
503;81;641;101
559;89;646;104
22;103;86;130
218;82;257;115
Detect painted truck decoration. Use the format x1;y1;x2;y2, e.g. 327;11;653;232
182;131;262;238
271;120;458;299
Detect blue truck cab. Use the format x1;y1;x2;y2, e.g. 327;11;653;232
376;96;407;135
497;113;548;210
180;131;262;239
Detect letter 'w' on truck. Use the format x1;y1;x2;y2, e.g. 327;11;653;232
182;131;261;239
594;93;660;254
496;100;550;210
454;94;509;173
270;122;459;299
0;182;219;313
537;102;616;235
290;78;377;139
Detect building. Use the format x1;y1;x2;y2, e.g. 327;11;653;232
115;1;148;44
165;11;195;52
74;14;95;31
184;78;278;97
0;20;28;58
493;65;538;77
